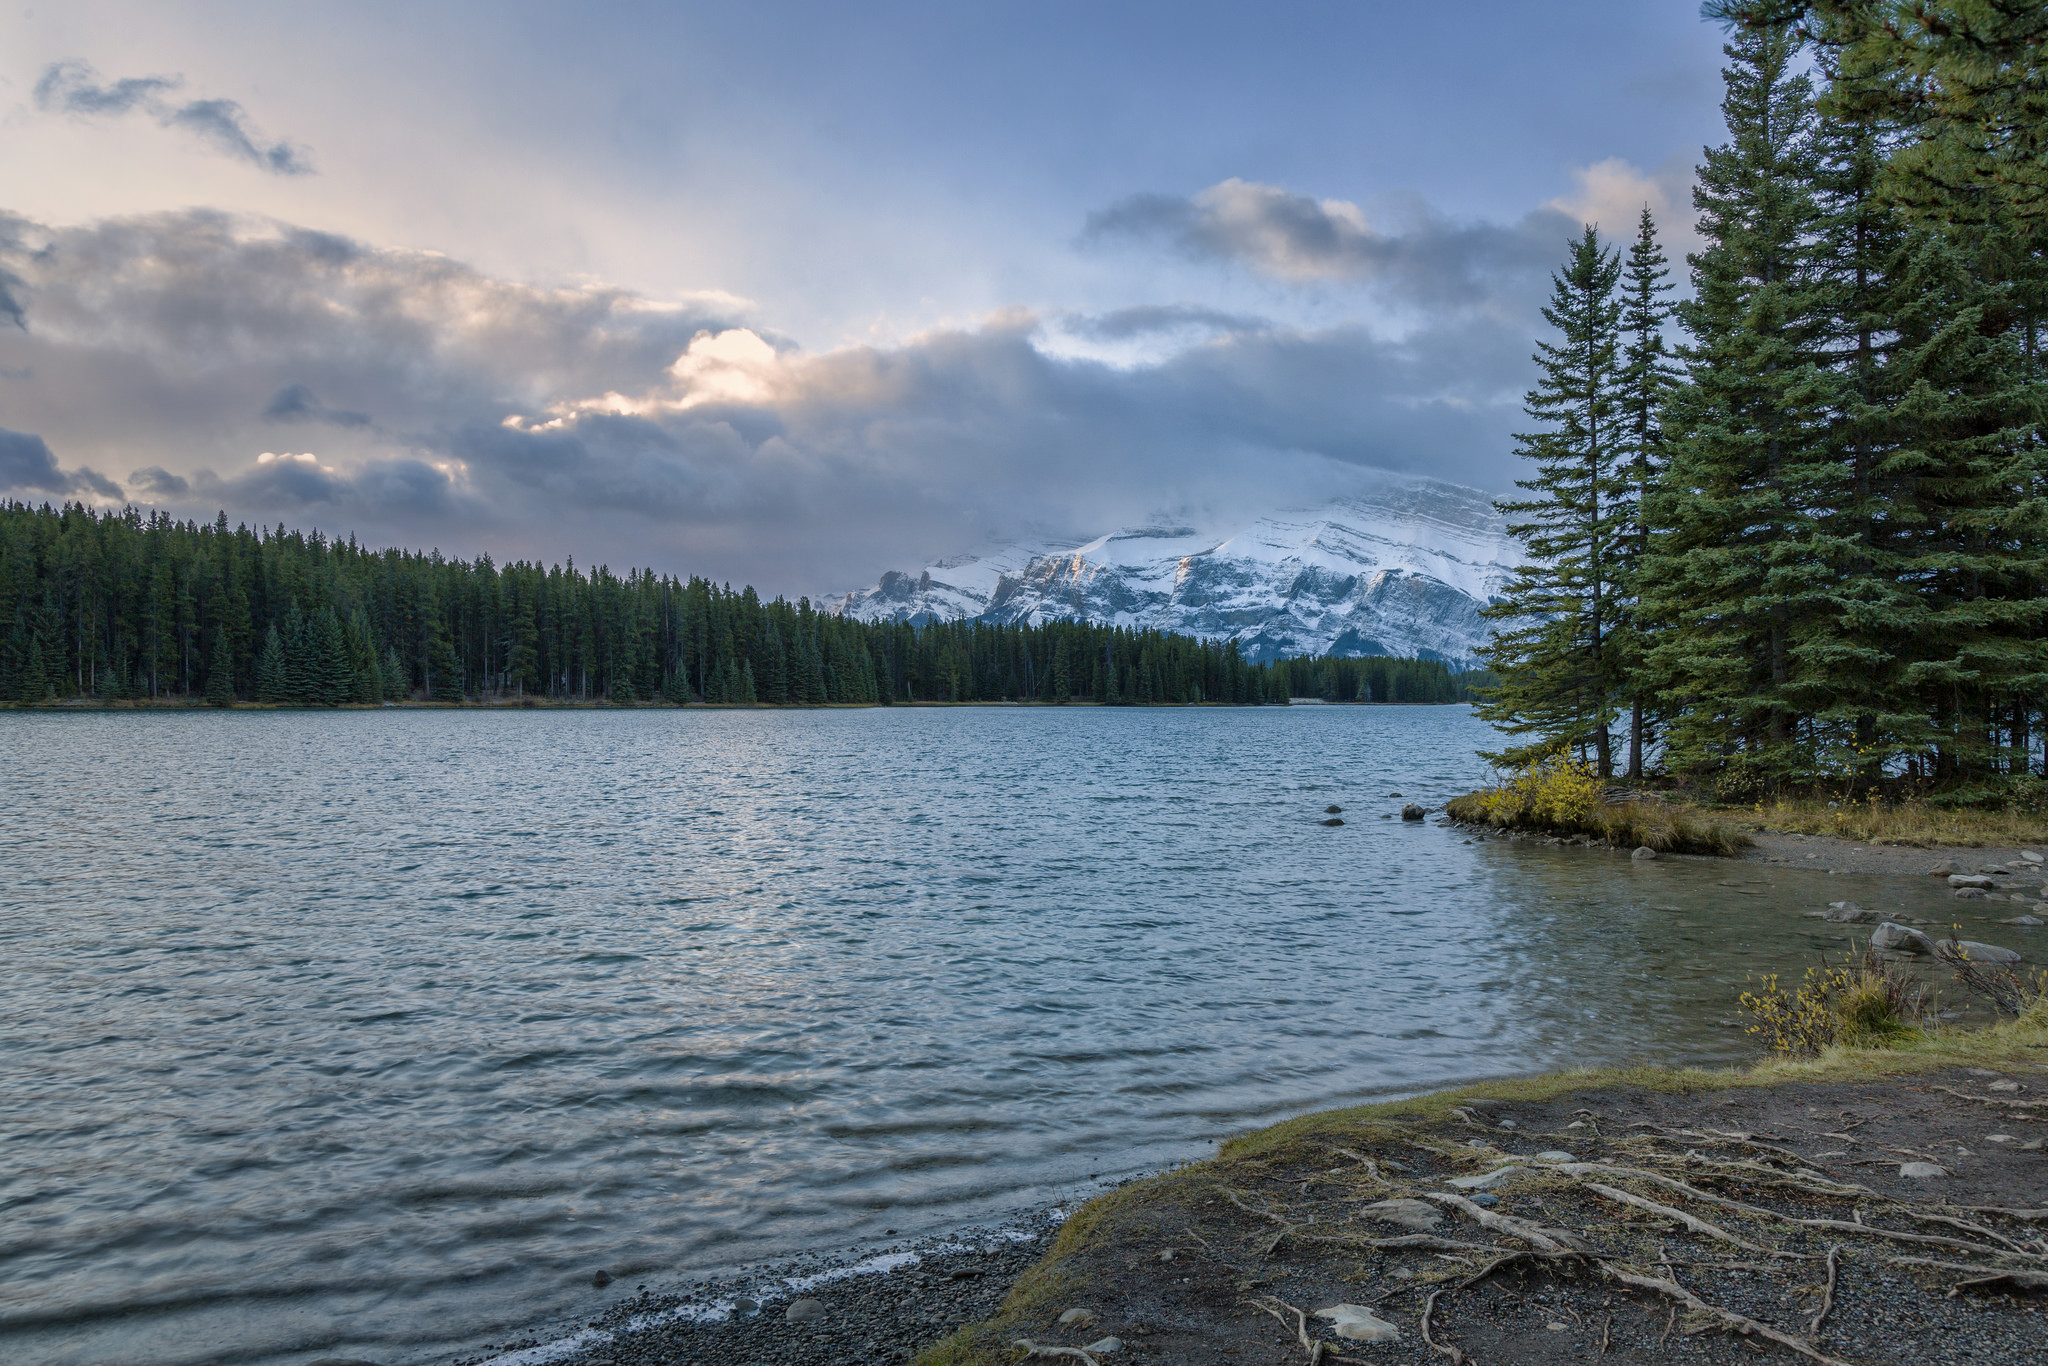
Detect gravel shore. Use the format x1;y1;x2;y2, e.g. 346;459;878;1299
1741;831;2048;879
454;1206;1078;1366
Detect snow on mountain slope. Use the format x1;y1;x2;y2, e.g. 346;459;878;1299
826;475;1517;667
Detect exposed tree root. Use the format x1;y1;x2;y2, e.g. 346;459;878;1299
1423;1191;1589;1253
1419;1286;1465;1365
1010;1339;1101;1364
1576;1179;1775;1255
1597;1264;1856;1366
1948;1268;2048;1297
1807;1245;1839;1335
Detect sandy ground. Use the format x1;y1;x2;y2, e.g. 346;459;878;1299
966;1068;2048;1366
1741;832;2048;881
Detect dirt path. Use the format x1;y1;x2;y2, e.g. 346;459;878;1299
926;1062;2048;1366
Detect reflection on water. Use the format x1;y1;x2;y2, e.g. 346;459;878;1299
0;708;2030;1366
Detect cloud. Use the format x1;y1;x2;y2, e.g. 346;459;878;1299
264;382;374;428
0;207;1534;591
0;426;121;498
34;60;313;175
1546;155;1701;256
1060;304;1269;341
128;466;190;495
1083;178;1579;308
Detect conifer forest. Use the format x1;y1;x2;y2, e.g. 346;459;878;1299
0;501;1478;708
1480;5;2048;799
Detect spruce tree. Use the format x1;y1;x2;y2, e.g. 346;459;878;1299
256;624;288;702
1478;224;1626;772
1642;24;1835;795
1613;208;1679;778
204;628;235;706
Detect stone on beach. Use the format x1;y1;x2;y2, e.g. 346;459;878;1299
784;1297;826;1323
1361;1198;1442;1231
1899;1161;1947;1180
1316;1304;1401;1343
1927;859;1962;875
1871;922;1936;955
1058;1307;1097;1327
1448;1165;1527;1190
1533;1150;1576;1162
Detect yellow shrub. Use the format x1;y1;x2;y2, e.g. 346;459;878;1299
1739;958;1925;1056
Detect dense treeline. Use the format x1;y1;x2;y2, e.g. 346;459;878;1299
0;500;1473;707
1482;6;2048;799
1267;654;1486;705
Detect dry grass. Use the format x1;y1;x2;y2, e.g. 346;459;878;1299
1724;796;2048;849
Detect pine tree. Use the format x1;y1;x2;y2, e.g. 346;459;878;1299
18;631;48;702
256;623;288;702
1613;207;1679;778
1478;224;1626;772
381;646;408;700
204;628;235;706
1642;24;1836;795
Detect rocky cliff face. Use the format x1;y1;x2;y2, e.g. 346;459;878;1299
827;476;1517;667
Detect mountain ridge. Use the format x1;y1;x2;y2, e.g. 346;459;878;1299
826;475;1518;667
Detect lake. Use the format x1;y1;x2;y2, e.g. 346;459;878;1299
0;707;1986;1366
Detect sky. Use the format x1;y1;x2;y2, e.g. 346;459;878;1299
0;1;1733;596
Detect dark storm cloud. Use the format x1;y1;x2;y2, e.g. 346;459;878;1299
1062;303;1269;340
128;466;190;496
0;207;1530;592
1083;177;1578;307
264;383;374;428
34;60;313;175
0;426;121;498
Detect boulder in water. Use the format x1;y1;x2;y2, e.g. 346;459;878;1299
1322;817;1345;826
1632;846;1658;861
1325;805;1343;814
1401;804;1427;821
1825;901;1883;923
1950;874;1997;890
1871;922;1936;956
1936;939;2023;966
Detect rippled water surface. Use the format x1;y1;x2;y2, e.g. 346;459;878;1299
0;707;2001;1366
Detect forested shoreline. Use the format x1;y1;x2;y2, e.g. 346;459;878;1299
1482;6;2048;800
0;501;1480;708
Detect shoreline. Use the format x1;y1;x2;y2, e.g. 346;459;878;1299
458;1203;1081;1366
901;1017;2048;1366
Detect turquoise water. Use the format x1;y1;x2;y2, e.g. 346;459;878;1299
0;707;1994;1366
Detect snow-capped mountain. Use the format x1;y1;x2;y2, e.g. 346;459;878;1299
827;475;1518;666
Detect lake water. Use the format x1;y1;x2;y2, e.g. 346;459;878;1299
0;707;1999;1366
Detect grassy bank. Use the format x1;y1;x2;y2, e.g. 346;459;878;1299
912;1005;2048;1366
1715;796;2048;849
1443;759;1749;855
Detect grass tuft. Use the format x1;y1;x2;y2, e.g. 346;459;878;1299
1446;758;1747;855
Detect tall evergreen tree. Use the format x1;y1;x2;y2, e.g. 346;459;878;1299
204;628;234;707
1614;206;1681;778
1641;24;1837;794
256;623;288;702
1479;224;1627;772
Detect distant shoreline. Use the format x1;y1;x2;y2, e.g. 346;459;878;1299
0;697;1473;711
